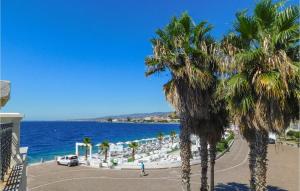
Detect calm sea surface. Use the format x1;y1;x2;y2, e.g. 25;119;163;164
20;121;180;163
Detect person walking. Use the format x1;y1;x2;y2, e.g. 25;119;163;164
140;161;146;176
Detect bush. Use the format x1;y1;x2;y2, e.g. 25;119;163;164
226;133;234;142
216;139;229;152
217;142;225;152
127;157;134;162
286;130;300;139
111;159;118;166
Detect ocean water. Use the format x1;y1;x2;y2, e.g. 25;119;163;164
20;121;180;164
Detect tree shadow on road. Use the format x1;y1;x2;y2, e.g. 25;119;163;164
215;182;287;191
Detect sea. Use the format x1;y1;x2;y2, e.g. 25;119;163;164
20;121;180;164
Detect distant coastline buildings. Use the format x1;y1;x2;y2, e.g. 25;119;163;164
99;112;180;123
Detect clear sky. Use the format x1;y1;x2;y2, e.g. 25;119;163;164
1;0;294;120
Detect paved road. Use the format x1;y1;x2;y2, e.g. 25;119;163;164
27;135;299;191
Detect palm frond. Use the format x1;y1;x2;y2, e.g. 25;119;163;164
226;73;250;97
234;11;258;41
145;56;166;76
163;79;179;108
275;5;300;33
254;71;286;100
254;0;277;28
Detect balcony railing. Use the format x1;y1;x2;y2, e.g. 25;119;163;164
0;123;13;182
3;164;26;191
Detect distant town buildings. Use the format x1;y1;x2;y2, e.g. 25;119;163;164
96;112;180;123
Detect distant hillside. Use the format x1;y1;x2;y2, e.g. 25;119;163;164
78;112;175;121
94;112;172;120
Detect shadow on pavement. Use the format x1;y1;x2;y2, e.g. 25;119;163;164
215;182;287;191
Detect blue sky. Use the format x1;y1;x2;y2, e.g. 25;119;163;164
1;0;290;120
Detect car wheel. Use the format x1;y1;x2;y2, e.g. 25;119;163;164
57;161;60;165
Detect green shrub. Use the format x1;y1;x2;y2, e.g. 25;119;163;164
216;136;231;152
226;133;234;142
217;142;225;152
127;157;134;162
111;159;118;166
286;130;300;139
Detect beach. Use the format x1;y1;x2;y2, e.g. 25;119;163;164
21;121;180;164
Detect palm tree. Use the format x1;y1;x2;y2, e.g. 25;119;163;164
83;137;91;160
145;12;220;191
206;89;229;191
221;1;299;190
170;131;177;144
157;132;164;148
128;142;139;161
145;13;194;190
100;140;110;162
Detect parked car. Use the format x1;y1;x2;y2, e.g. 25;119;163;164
268;138;275;144
57;155;79;167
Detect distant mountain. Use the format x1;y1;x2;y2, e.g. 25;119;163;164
77;112;174;121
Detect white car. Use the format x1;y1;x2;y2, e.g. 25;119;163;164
57;155;79;167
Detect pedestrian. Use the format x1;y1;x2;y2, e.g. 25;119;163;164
140;161;145;176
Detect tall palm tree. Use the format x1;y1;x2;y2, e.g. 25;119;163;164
207;89;229;191
83;137;91;160
100;141;110;162
145;12;220;191
170;131;177;144
157;132;164;148
145;13;195;190
221;1;299;190
128;142;139;161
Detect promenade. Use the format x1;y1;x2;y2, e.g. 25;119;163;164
28;135;299;191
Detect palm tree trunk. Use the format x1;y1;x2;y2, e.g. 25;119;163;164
85;147;88;160
132;149;135;161
248;132;257;191
105;151;108;162
200;135;208;191
209;141;216;191
255;130;268;191
179;121;191;191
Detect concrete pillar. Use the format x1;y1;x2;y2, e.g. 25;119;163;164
89;144;92;160
75;143;79;156
0;113;24;166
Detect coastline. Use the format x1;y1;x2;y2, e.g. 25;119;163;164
28;136;236;169
22;122;180;165
22;121;180;125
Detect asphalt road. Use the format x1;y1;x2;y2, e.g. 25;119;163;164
27;135;299;191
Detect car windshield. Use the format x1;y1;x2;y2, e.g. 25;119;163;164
70;156;78;159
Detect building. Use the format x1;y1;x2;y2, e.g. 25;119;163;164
0;81;28;191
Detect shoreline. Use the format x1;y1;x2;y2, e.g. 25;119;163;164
27;133;179;166
28;139;236;169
